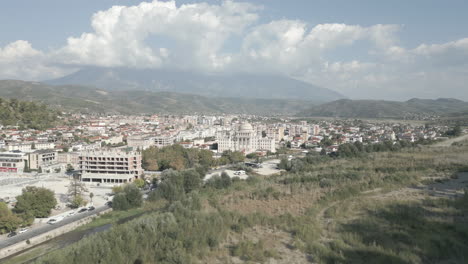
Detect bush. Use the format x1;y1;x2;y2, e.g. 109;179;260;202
112;184;143;211
206;172;232;189
231;240;277;262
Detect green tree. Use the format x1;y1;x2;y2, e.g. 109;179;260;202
14;186;57;219
182;169;202;193
278;158;289;170
113;184;143;210
68;179;88;208
0;202;22;234
133;178;146;189
66;164;74;173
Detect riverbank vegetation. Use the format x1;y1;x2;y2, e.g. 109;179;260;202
33;142;468;263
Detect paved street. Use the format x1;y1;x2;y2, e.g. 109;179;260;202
0;205;109;250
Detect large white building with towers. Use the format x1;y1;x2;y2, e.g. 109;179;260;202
217;122;276;154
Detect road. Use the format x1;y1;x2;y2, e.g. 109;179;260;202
0;205;109;250
432;134;468;147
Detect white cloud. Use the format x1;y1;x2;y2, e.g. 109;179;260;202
55;0;259;70
235;22;400;74
0;0;467;100
0;40;68;80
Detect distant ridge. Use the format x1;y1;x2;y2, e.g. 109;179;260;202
0;80;315;115
297;98;468;118
45;67;345;102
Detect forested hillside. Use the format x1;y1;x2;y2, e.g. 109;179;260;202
0;97;58;129
297;98;468;118
0;80;314;115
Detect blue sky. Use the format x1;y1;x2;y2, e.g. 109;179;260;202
1;0;467;100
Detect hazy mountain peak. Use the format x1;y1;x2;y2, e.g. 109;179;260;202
46;67;345;102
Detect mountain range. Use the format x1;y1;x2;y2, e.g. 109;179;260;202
2;75;468;119
297;98;468;118
46;67;345;102
0;80;313;115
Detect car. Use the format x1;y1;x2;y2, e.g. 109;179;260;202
105;201;113;207
18;228;28;234
48;216;65;224
88;206;95;211
67;211;76;217
7;232;17;238
78;208;88;213
234;170;246;175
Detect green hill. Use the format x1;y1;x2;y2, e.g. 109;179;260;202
297;98;468;118
0;80;313;115
0;97;58;129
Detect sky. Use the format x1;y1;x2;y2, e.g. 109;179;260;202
0;0;467;100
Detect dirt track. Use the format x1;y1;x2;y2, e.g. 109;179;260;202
432;134;468;147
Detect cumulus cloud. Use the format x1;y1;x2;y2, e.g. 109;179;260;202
0;0;467;100
0;40;69;80
55;0;259;70
235;21;400;74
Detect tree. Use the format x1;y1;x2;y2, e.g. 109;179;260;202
278;158;289;170
0;202;22;234
112;185;124;194
68;179;88;208
66;164;74;173
133;178;145;189
14;186;57;219
113;184;143;210
320;148;327;156
183;169;202;193
246;153;258;159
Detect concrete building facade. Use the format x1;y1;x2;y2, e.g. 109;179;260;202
79;149;143;184
0;152;27;173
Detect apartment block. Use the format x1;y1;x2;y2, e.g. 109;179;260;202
79;149;143;184
28;150;59;170
0;151;27;173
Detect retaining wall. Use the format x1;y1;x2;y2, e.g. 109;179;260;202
0;208;112;260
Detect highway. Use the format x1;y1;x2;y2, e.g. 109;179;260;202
0;205;110;250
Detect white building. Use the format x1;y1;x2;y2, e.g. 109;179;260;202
217;122;276;154
0;152;28;173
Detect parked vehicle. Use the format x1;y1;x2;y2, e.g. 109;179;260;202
67;210;76;217
105;201;113;207
234;170;246;175
47;216;65;224
18;228;28;234
78;208;88;213
88;206;95;211
7;232;17;238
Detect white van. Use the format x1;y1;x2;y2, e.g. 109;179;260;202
234;170;246;175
